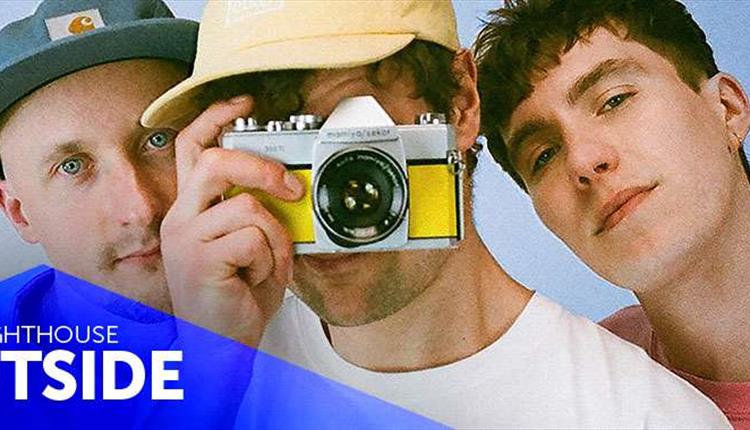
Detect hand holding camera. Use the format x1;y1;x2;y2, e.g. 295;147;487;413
224;96;465;255
160;95;464;345
160;95;303;347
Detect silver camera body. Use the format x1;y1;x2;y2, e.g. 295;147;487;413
222;96;464;254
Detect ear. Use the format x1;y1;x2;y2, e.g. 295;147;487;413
704;73;750;151
0;180;39;244
449;49;481;152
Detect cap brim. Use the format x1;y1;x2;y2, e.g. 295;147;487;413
0;17;198;115
141;33;415;128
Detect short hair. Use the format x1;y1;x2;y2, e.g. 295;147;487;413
199;40;476;171
474;0;722;190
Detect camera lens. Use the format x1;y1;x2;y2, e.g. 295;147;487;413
314;147;408;247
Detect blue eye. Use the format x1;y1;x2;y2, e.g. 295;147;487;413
59;157;84;175
532;147;557;173
146;130;173;150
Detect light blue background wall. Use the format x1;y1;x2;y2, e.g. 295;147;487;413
0;1;748;321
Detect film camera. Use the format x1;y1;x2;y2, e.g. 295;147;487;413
222;96;464;254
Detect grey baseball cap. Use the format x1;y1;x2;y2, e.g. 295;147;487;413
0;0;199;116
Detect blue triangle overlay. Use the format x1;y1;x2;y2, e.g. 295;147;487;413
0;266;448;430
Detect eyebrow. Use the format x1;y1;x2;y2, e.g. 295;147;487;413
507;119;548;165
566;58;646;105
506;58;647;162
41;141;85;169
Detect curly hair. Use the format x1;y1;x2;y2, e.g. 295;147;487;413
198;40;477;171
474;0;721;190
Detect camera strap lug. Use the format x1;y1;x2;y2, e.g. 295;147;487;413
447;149;465;176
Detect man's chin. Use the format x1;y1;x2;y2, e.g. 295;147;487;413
103;267;171;313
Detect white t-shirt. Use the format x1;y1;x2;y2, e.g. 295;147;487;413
243;293;729;428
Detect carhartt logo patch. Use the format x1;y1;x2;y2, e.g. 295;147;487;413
45;9;105;41
225;0;285;25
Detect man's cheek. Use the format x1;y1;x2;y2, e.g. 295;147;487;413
535;196;579;243
531;192;559;228
150;163;178;202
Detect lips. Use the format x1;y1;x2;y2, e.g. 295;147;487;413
595;183;658;235
115;244;161;265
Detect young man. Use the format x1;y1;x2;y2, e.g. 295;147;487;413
0;1;196;426
475;0;750;426
143;0;728;427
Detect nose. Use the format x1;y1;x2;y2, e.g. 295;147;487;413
106;161;163;228
565;132;620;189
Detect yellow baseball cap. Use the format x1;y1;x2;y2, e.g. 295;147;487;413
142;0;459;127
